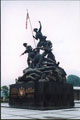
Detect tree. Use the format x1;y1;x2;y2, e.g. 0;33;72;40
67;75;80;86
1;85;9;98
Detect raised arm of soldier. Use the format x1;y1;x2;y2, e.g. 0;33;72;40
38;21;42;32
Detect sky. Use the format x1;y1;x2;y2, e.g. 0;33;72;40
1;1;80;86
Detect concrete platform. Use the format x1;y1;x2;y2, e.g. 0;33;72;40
1;102;80;119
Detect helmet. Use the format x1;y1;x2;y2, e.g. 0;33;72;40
23;43;27;47
34;28;38;32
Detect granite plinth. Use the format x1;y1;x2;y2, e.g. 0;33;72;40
9;81;74;109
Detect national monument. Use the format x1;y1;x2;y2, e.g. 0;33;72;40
9;21;74;109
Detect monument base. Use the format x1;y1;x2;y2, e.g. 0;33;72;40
9;81;74;109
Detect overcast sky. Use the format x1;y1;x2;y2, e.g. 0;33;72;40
1;1;80;86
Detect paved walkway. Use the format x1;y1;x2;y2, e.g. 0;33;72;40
1;102;80;119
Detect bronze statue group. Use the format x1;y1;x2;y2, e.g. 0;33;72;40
21;21;56;68
18;21;67;83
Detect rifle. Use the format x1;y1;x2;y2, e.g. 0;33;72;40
20;52;24;56
20;50;28;56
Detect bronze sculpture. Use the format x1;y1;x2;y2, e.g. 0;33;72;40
9;21;74;109
19;21;66;84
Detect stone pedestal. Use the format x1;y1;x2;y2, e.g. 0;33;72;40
9;81;74;109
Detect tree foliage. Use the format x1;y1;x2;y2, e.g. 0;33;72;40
1;85;9;98
67;75;80;86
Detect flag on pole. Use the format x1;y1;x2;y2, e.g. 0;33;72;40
26;12;29;29
25;9;36;47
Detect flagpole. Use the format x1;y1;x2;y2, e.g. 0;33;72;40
26;9;36;47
